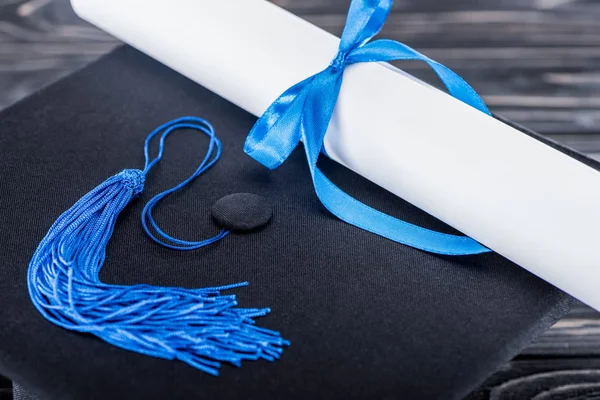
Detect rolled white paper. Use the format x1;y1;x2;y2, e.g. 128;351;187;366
72;0;600;310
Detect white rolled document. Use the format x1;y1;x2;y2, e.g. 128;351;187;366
72;0;600;310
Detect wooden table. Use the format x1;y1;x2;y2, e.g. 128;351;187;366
1;0;599;398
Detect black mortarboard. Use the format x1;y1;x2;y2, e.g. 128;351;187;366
0;46;575;399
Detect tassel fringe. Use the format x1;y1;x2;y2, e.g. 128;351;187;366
28;169;288;376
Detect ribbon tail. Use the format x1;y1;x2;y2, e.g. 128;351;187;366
339;0;394;52
244;77;314;170
347;39;491;114
299;70;344;167
297;67;490;255
312;169;490;255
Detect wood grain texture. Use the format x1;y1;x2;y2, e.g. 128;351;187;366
469;302;600;399
0;0;117;110
1;0;600;399
0;375;10;400
287;1;600;135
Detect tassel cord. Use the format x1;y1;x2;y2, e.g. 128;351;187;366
141;118;230;250
27;117;288;376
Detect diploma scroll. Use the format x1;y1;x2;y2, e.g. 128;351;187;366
72;0;600;310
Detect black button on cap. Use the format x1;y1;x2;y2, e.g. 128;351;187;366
211;193;273;232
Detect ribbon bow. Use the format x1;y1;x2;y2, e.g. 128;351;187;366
244;0;491;255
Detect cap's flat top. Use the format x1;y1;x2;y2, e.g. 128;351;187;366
0;46;573;400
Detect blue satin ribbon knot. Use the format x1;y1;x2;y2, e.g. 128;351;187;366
244;0;491;255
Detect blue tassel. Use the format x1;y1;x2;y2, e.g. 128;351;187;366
27;117;288;376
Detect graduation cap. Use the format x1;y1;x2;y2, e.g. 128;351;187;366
0;0;591;398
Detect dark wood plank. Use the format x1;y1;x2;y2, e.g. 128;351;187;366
2;0;600;134
297;2;600;134
0;375;10;400
467;359;600;400
0;0;118;109
273;0;595;13
524;303;600;357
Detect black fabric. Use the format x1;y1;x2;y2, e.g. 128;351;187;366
212;193;273;231
0;46;576;400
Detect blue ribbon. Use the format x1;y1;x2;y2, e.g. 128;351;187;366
244;0;491;255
